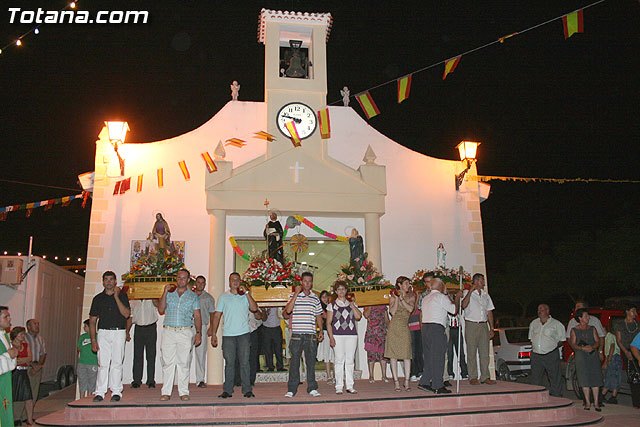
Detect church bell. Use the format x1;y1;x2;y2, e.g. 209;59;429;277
285;40;307;78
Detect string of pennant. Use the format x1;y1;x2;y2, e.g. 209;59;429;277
0;192;89;221
0;1;79;57
473;176;640;184
335;1;605;119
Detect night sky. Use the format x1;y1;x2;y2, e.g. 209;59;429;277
1;1;638;284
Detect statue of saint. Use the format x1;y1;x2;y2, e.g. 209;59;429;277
230;80;240;101
151;213;171;255
349;228;365;267
437;243;447;269
340;86;350;107
263;212;284;264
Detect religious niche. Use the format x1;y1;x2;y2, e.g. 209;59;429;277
122;213;186;299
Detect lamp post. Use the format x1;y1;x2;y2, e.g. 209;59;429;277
105;121;130;176
454;140;480;191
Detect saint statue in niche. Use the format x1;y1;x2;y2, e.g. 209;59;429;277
263;211;284;264
349;228;365;267
437;242;447;269
150;213;171;255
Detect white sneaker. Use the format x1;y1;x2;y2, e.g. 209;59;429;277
284;392;294;398
410;375;418;382
308;390;321;397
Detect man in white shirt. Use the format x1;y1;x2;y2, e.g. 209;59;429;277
126;299;159;388
0;306;18;427
458;273;496;385
565;300;606;361
528;304;566;397
418;278;456;394
193;275;216;388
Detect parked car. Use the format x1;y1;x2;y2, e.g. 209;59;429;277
493;327;532;381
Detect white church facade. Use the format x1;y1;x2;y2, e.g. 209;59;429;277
81;9;489;385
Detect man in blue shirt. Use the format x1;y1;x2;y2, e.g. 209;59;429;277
158;269;201;401
210;272;259;398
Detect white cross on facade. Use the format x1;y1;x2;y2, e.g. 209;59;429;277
289;161;304;184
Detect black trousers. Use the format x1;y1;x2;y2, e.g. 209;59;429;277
132;322;157;385
447;327;468;378
410;329;423;376
530;350;563;397
262;325;284;370
420;323;447;390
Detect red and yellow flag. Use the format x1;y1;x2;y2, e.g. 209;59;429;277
443;55;461;80
253;131;276;142
201;152;217;173
355;91;380;119
157;168;164;188
120;177;131;194
563;9;584;39
397;75;412;103
113;181;121;195
136;175;143;193
225;138;246;148
285;121;302;147
178;160;191;181
317;108;331;139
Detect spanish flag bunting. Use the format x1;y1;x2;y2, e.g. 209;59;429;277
157;168;164;188
136;174;143;193
225;138;246;148
253;131;276;142
113;181;121;195
562;9;584;39
44;201;53;211
284;121;302;147
317;108;331;139
61;196;71;207
442;55;461;80
120;177;131;194
201;152;218;173
355;91;380;119
81;191;90;208
178;160;191;181
397;74;412;104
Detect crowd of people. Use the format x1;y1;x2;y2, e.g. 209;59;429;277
2;268;640;426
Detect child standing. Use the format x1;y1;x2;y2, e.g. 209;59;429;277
77;319;98;397
602;327;621;404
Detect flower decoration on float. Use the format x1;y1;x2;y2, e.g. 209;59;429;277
336;256;392;293
412;267;472;292
121;251;184;282
242;255;301;290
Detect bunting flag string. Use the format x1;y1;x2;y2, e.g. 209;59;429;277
442;56;461;80
397;75;412;103
472;175;640;184
0;192;87;220
355;91;381;119
201;152;218;173
253;131;276;142
563;10;585;39
226;138;246;148
157;168;164;188
331;0;605;111
178;160;191;181
229;236;251;261
318;108;331;139
284;121;302;147
282;215;350;242
136;174;143;193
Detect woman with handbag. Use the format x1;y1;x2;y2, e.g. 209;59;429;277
570;308;603;411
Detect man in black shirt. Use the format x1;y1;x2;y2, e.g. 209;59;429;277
89;271;131;402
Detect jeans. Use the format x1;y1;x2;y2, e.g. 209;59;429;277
287;333;318;394
222;333;251;394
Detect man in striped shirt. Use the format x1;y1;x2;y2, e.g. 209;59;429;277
283;272;324;398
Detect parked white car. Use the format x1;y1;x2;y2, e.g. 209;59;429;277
492;327;532;381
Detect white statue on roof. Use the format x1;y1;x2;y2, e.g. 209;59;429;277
340;86;350;107
230;81;240;101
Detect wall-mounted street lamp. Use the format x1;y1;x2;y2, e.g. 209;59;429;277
105;121;129;176
455;140;480;191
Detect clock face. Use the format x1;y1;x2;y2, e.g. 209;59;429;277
276;102;317;140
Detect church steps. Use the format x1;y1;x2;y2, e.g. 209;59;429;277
36;381;604;426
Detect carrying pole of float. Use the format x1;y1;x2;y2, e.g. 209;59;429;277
456;265;463;394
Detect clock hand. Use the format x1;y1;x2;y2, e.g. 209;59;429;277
282;114;302;124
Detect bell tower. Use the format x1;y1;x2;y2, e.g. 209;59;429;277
258;9;333;159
